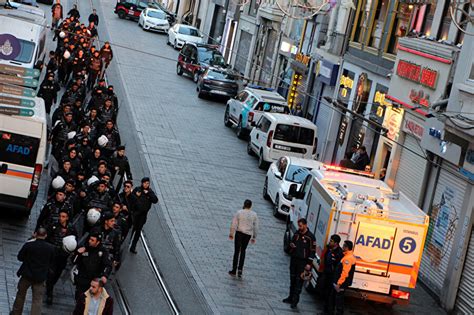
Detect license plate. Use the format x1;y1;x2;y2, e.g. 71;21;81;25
211;90;227;95
274;144;291;151
129;9;134;14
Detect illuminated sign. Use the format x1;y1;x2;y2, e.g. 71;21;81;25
338;69;355;103
370;84;389;124
409;89;430;107
287;73;303;109
295;53;311;67
396;59;438;90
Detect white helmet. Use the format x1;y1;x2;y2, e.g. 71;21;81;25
63;50;71;59
87;208;101;225
97;135;108;147
52;176;65;189
87;175;99;186
67;131;76;139
62;235;77;253
59;31;66;38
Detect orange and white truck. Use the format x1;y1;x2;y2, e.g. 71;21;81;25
283;165;429;305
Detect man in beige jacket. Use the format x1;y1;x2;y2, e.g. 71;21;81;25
229;199;259;278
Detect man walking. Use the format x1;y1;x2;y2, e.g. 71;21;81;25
328;240;356;315
129;177;158;254
11;228;55;315
283;218;316;309
228;199;258;278
73;278;113;315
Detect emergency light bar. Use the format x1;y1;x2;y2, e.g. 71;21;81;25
323;164;375;178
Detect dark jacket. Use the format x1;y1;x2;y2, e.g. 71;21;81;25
132;187;158;217
36;200;73;230
37;79;59;105
92;226;122;262
17;238;55;282
354;152;370;171
87;189;114;211
46;221;77;255
73;244;112;281
289;229;316;264
322;245;343;274
111;154;132;180
88;13;99;26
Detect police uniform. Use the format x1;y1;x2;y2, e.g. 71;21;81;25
287;229;316;307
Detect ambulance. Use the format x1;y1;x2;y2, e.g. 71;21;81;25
284;165;429;305
0;93;47;214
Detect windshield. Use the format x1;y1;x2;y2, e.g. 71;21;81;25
148;11;166;19
285;165;311;183
198;48;226;66
13;40;35;64
206;70;235;80
179;26;200;36
254;102;289;113
0;130;40;168
274;124;315;145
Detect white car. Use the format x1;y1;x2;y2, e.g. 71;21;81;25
263;157;323;216
167;24;203;49
138;8;169;32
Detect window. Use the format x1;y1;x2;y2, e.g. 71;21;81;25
236;91;249;102
351;0;369;43
368;0;390;48
245;96;258;108
421;3;436;36
197;48;226;66
179;26;200;36
274;124;315;145
148;11;166;19
248;0;258;17
437;1;451;40
258;117;271;132
14;40;35;64
386;3;413;54
285;165;311;183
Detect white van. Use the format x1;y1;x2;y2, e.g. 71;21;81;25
0;3;47;70
0;94;47;214
247;113;318;169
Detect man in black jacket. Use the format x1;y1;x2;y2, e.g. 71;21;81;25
88;9;99;26
321;234;343;312
11;228;55;315
130;177;158;254
283;218;316;309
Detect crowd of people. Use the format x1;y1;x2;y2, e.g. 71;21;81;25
10;4;158;315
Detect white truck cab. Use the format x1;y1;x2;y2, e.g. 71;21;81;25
285;165;429;305
247;113;317;169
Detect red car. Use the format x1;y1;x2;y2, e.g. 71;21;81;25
176;43;227;83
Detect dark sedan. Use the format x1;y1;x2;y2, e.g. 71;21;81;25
196;68;240;99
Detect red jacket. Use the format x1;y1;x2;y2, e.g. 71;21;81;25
73;288;113;315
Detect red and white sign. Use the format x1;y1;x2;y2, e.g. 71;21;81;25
402;117;424;140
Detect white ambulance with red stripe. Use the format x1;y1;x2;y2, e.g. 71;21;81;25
0;94;47;214
284;165;429;305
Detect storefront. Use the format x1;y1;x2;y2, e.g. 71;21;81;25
307;57;339;161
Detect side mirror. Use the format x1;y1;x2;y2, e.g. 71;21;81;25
274;171;282;180
288;184;299;199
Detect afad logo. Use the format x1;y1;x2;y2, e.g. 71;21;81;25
6;144;31;155
355;235;393;250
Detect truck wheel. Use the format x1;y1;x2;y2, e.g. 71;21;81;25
236;117;246;139
117;10;126;19
224;107;232;127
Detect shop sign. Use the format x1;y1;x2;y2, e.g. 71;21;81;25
396;60;438;89
290;53;311;74
295;52;311;67
402;116;424;140
369;84;389;124
383;107;403;141
316;59;340;86
338;69;355;103
0;106;34;117
337;117;349;145
288;73;303;109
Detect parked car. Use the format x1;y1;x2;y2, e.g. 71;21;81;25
196;67;240;99
176;43;227;82
224;85;289;139
138;8;169;32
247;113;318;169
264;156;323;216
114;0;148;20
150;2;176;24
167;24;203;49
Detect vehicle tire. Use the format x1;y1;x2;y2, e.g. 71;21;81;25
283;229;291;254
273;195;280;217
173;40;177;49
263;178;270;200
117;10;126;19
236;117;246;140
258;150;268;170
224;107;232;127
193;71;200;83
167;36;171;45
176;63;183;76
247;141;255;156
197;87;205;99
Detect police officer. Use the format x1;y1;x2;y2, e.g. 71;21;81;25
111;201;131;243
328;240;356;315
36;189;72;230
37;73;59;114
92;212;122;270
45;209;77;305
72;233;112;299
283;218;316;309
321;234;343;312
